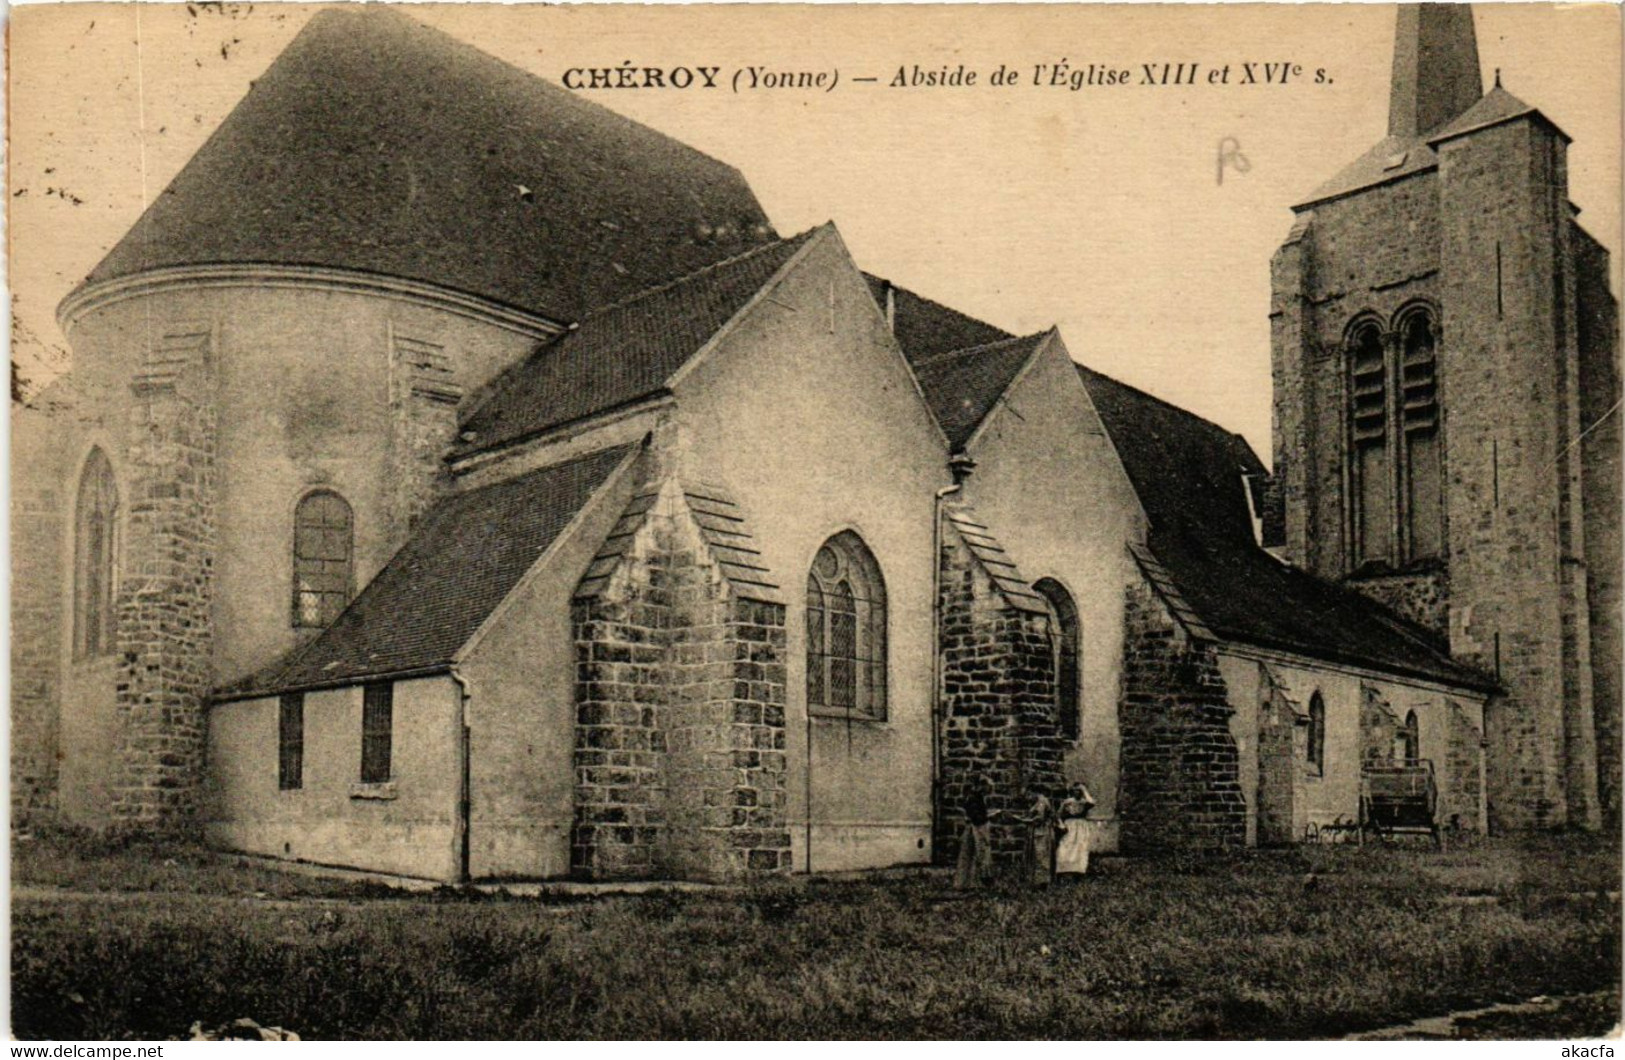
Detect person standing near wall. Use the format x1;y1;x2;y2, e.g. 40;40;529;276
954;775;996;889
1056;781;1096;880
1019;786;1059;887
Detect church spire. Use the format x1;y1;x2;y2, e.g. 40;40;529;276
1389;3;1484;138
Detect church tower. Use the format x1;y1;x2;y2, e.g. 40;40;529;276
1270;4;1621;831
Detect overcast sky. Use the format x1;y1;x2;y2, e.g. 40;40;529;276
10;2;1620;461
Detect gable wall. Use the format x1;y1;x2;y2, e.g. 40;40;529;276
671;233;949;871
957;341;1147;850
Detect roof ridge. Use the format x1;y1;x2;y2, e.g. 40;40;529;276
576;226;822;323
862;272;1012;335
912;330;1049;368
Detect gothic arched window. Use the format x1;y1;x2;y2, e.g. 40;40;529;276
1307;692;1327;776
1034;578;1081;740
1399;311;1443;561
73;449;120;658
806;531;887;720
293;491;354;629
1348;320;1392;566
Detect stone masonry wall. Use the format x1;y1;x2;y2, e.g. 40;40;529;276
1118;578;1247;853
1255;669;1304;846
1359;684;1400;765
112;328;218;832
572;476;790;881
935;522;1063;867
1346;570;1450;640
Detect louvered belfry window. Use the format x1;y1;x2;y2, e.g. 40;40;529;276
806;532;887;720
1349;322;1392;565
293;491;353;628
1400;313;1443;561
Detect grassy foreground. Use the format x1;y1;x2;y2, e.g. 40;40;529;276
11;829;1621;1040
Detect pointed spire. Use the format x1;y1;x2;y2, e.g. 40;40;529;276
1389;4;1484;138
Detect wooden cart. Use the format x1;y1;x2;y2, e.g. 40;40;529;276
1359;759;1442;848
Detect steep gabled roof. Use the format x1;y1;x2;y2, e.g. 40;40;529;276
862;274;1013;363
1425;85;1560;145
79;8;774;322
454;229;819;457
218;444;637;700
1077;364;1493;692
912;332;1049;450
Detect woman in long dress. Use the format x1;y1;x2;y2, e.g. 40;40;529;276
1020;789;1058;887
1055;782;1096;879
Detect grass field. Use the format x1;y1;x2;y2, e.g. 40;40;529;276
11;828;1621;1040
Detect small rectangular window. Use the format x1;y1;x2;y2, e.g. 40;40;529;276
278;692;304;791
360;682;393;784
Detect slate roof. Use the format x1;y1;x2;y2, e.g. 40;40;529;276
218;444;637;700
454;229;818;456
911;332;1049;450
79;8;775;322
863;274;1013;363
1425;85;1559;145
1076;364;1494;692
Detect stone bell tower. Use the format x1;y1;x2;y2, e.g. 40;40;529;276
1270;3;1620;831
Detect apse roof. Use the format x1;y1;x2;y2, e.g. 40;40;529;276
78;8;775;323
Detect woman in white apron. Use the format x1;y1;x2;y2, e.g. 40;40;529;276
1055;781;1096;879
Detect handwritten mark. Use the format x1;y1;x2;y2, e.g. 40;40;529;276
1217;136;1251;185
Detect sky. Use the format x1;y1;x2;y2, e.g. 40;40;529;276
9;2;1621;461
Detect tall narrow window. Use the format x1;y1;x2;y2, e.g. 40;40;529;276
74;449;120;658
1034;578;1082;740
279;692;305;791
1400;312;1443;561
1307;692;1327;775
1349;322;1392;566
805;532;887;719
360;682;393;784
293;491;353;629
1399;709;1420;763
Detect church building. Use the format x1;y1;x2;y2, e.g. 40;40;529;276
11;5;1615;881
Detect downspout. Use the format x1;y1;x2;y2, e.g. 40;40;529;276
448;667;473;884
931;451;976;862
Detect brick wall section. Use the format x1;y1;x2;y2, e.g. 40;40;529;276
10;405;66;821
112;330;218;832
1439;700;1484;832
1346;570;1450;639
935;516;1062;866
388;333;461;544
1117;577;1247;853
572;475;789;881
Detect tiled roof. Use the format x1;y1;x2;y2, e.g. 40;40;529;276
943;504;1049;616
911;332;1049;450
454;229;819;456
1426;85;1556;144
1077;364;1493;692
863;274;1013;363
576;479;784;604
79;8;775;322
218;444;638;700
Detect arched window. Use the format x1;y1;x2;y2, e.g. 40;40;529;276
1348;320;1392;566
1307;692;1327;776
1033;578;1081;740
73;449;119;658
1399;709;1420;763
806;531;886;720
293;491;354;629
1399;311;1443;561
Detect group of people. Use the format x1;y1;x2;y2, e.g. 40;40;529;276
953;777;1096;890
